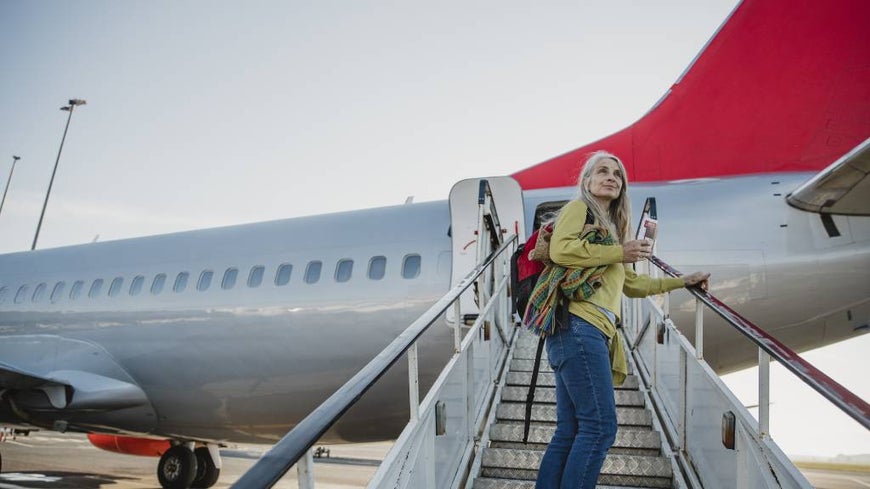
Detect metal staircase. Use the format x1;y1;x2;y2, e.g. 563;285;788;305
231;184;869;489
472;332;678;489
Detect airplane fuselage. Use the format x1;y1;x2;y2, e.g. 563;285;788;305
0;173;868;444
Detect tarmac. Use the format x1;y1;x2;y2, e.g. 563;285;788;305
0;430;390;488
1;431;867;488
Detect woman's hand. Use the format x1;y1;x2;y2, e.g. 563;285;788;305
622;240;652;263
683;271;711;290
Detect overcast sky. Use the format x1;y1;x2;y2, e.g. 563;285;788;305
0;1;866;459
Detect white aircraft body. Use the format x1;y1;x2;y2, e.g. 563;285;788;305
0;0;868;487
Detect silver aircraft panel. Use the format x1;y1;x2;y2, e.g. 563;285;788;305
0;173;868;445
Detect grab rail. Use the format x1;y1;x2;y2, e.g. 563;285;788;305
650;255;870;430
231;236;518;489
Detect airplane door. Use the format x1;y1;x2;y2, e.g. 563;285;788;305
447;177;525;324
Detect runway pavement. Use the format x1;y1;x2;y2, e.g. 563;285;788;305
0;431;390;488
1;431;868;488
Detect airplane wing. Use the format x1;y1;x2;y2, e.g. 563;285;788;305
787;137;870;216
0;362;149;411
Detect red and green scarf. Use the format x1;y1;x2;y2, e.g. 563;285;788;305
523;224;616;337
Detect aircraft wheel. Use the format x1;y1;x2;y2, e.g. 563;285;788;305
158;445;197;489
192;447;220;488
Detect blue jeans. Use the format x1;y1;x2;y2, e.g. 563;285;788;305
535;315;618;489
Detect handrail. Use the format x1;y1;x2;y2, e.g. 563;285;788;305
231;236;518;489
477;179;505;251
650;255;870;430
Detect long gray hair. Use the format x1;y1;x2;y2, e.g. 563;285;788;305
573;150;632;242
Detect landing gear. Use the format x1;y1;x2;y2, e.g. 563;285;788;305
192;446;220;488
155;443;221;489
157;445;197;489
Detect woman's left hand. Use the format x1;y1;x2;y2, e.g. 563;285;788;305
683;271;710;291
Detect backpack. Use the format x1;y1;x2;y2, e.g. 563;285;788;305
515;208;594;444
510;225;551;317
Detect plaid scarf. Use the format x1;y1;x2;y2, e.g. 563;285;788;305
523;224;616;337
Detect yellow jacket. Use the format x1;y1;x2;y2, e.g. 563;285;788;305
550;200;684;384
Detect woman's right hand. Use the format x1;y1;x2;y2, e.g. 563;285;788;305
622;240;652;263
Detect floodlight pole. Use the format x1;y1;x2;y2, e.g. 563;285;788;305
32;99;86;250
0;155;21;217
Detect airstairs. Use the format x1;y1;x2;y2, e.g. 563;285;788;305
232;178;869;489
473;332;677;489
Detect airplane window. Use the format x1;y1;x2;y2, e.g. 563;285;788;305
197;270;213;291
88;279;104;298
335;259;353;283
108;277;124;297
304;261;322;284
402;254;421;279
275;264;292;286
368;256;386;280
222;268;238;290
0;286;7;304
50;282;66;303
248;266;265;288
174;272;189;293
151;274;166;295
130;275;145;296
70;280;84;300
32;283;47;303
14;285;29;304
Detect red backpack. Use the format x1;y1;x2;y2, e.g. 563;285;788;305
510;209;592;318
510;224;552;317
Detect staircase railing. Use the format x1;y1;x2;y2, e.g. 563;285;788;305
232;179;517;489
649;256;870;431
622;252;869;488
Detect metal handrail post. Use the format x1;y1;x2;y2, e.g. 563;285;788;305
759;349;771;438
297;449;314;489
694;298;704;360
408;343;420;420
454;301;462;352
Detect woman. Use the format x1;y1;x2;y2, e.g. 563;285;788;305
535;151;709;489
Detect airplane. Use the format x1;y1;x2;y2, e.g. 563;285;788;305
0;0;868;488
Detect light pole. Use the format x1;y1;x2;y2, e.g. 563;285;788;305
0;155;21;217
31;99;86;250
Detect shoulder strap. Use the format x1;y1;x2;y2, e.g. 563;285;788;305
585;208;594;225
523;336;546;444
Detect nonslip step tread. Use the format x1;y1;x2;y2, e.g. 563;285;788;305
497;404;652;427
479;448;672;488
489;423;661;449
474;479;652;489
506;371;640;390
500;386;645;406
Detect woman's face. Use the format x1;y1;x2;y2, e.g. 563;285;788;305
586;158;623;204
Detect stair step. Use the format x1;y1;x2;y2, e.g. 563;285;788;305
497;404;652;427
480;448;671;487
500;386;645;407
489;423;661;451
474;480;645;489
506;371;640;390
512;343;633;372
509;358;638;380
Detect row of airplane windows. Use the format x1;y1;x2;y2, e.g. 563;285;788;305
0;254;422;306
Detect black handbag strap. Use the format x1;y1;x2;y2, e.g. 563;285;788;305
523;334;546;443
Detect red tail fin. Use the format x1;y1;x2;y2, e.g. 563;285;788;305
513;0;870;189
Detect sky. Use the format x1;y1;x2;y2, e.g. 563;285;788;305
0;1;867;459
